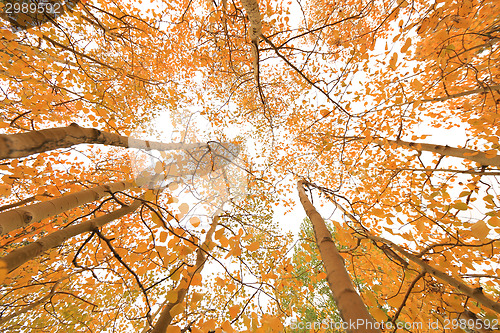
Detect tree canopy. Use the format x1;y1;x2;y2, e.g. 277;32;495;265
0;0;499;332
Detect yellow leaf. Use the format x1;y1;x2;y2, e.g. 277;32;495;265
471;220;489;240
165;289;178;303
411;79;423;90
144;190;156;202
229;305;240;319
180;245;194;256
370;307;387;321
387;294;404;308
216;277;225;287
190;292;204;305
170;269;181;282
151;213;164;228
452;202;469;210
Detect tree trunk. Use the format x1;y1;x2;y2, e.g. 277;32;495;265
326;195;500;316
0;123;207;160
0;181;132;235
368;234;500;315
240;0;262;42
150;214;220;333
376;138;500;168
375;84;500;112
0;199;141;274
297;181;380;333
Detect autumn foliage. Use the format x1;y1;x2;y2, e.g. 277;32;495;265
1;0;500;332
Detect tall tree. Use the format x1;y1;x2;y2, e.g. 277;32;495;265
1;0;500;331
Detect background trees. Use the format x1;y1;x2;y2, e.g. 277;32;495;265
1;0;500;331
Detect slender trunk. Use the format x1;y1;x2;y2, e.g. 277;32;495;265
151;215;220;333
375;84;500;112
0;200;141;274
240;0;262;42
0;181;132;235
0;123;207;160
376;138;500;168
368;234;500;315
326;195;500;315
240;0;262;83
297;181;380;333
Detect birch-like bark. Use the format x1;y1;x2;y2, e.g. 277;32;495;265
240;0;262;42
373;84;500;112
0;200;141;274
240;0;262;83
375;138;500;168
0;123;207;160
368;234;500;315
325;194;500;315
297;181;380;333
150;215;220;333
0;181;132;235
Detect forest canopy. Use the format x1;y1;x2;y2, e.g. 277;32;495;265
0;0;499;332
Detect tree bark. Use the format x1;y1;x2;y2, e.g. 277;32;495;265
0;200;141;274
368;234;500;315
0;123;207;160
240;0;262;42
374;84;500;112
150;214;220;333
325;195;500;315
297;181;380;333
0;181;132;235
240;0;262;83
375;138;500;168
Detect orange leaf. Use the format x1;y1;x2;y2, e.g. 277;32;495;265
190;217;200;227
191;273;202;286
246;241;260;252
229;305;240;319
166;326;181;333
